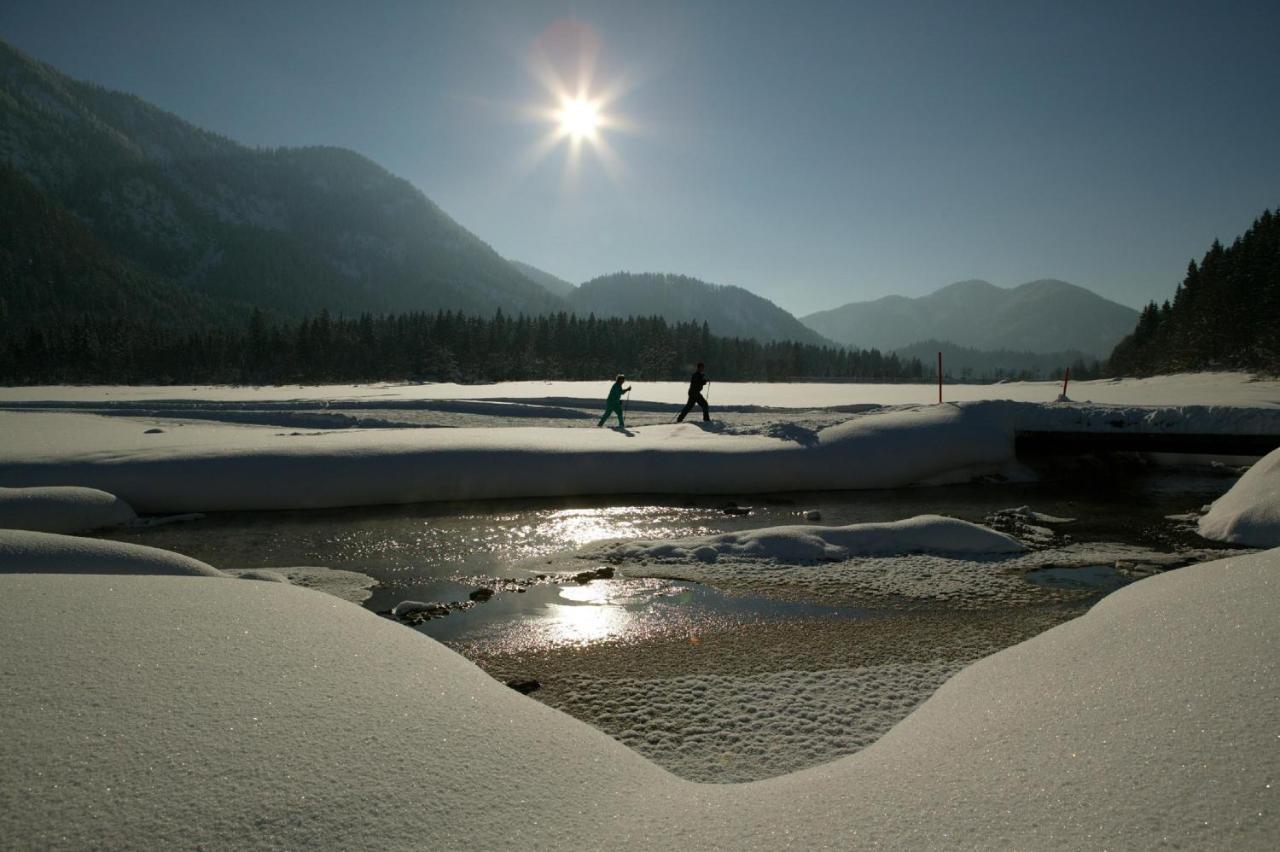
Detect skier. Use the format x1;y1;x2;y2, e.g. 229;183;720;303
676;361;711;422
598;374;631;428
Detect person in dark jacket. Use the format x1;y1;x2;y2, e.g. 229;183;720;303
676;362;710;422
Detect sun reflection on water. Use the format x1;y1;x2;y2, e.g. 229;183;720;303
543;602;632;644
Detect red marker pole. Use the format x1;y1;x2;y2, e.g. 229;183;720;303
937;351;943;404
1061;366;1070;398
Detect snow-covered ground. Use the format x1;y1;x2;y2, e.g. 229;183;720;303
2;544;1277;848
2;373;1277;514
2;371;1277;407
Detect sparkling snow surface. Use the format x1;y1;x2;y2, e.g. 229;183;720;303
2;546;1277;848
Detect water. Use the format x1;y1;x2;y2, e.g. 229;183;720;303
103;468;1236;652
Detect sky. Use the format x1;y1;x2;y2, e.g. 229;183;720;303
2;0;1277;315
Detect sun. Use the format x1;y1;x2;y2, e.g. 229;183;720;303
556;97;600;141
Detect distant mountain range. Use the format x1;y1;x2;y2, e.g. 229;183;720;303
1;38;1142;363
0;39;562;319
802;279;1139;357
567;272;831;346
509;260;576;298
894;339;1098;380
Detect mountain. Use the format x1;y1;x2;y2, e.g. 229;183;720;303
801;279;1139;357
0;39;565;319
893;339;1100;381
509;260;576;298
567;272;832;346
1108;210;1279;375
0;164;244;334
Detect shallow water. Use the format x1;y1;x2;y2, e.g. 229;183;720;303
104;467;1236;649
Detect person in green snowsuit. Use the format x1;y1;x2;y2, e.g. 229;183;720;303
598;374;632;427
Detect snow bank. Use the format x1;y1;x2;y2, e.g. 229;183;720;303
2;548;1277;848
2;377;1277;514
0;486;136;533
0;529;225;576
601;515;1024;564
2;371;1276;408
1199;447;1280;546
0;405;1015;512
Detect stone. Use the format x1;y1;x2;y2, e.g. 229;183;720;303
506;678;541;695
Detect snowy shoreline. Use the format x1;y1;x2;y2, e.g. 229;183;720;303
3;545;1277;848
2;392;1278;513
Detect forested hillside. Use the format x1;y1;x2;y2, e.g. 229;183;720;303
0;310;923;386
569;272;830;345
0;165;244;333
0;39;564;318
1108;210;1279;375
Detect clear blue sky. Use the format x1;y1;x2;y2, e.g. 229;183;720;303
3;0;1277;313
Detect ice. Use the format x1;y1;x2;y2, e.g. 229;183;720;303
0;486;136;533
1198;446;1280;546
2;546;1277;847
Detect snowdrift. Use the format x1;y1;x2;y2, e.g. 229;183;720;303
600;515;1025;563
2;548;1277;848
1199;446;1280;546
0;529;225;576
0;405;1015;512
0;486;136;533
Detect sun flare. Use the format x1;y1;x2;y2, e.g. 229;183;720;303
556;97;601;141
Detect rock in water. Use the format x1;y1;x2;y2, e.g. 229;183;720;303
506;678;541;695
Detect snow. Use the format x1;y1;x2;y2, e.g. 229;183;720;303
2;546;1277;848
581;525;1225;609
0;485;136;533
0;404;1017;512
1199;446;1280;546
1;370;1276;408
1;374;1276;514
0;529;225;576
598;515;1025;564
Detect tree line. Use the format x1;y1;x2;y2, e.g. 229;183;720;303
0;309;928;385
1108;209;1279;375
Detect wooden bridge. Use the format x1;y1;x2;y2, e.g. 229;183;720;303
1014;431;1280;457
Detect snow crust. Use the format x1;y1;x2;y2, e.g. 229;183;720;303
0;485;136;533
0;529;225;576
1199;446;1280;546
599;515;1024;564
2;548;1277;848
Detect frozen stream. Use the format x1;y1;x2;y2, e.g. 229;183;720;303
103;467;1238;650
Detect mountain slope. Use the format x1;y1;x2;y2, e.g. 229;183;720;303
509;260;577;298
0;39;565;318
568;272;832;346
0;165;244;333
802;279;1138;356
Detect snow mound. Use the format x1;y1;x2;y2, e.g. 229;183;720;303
1198;446;1280;546
224;566;378;604
0;486;136;533
600;515;1025;565
1;549;1278;847
0;530;225;576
